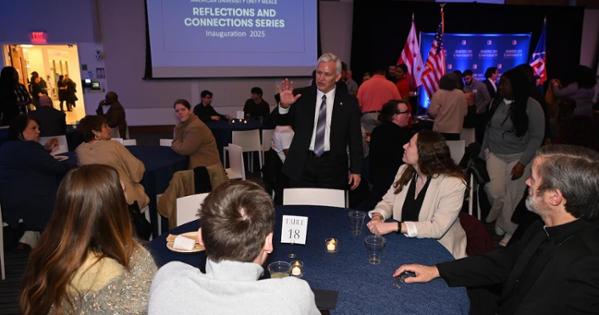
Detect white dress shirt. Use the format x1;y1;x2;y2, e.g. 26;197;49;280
278;88;336;153
272;125;294;162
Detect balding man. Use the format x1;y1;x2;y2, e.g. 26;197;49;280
30;95;66;137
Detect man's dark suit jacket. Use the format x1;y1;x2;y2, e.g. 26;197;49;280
280;86;363;182
483;79;497;101
369;122;413;201
30;107;66;137
437;219;599;314
96;102;127;138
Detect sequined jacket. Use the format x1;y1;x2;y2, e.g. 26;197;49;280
58;246;157;314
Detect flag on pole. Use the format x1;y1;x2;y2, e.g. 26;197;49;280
398;15;424;87
529;19;547;86
421;6;446;98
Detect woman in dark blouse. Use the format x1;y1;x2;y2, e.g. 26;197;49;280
366;130;467;258
0;115;71;231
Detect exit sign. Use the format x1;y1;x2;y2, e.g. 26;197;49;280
29;32;48;44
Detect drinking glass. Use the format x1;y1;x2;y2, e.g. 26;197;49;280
364;235;386;264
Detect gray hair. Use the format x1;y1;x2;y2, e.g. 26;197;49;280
317;53;342;75
536;145;599;220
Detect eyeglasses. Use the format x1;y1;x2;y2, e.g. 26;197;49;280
396;110;411;116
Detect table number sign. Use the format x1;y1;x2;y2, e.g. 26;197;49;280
281;215;308;245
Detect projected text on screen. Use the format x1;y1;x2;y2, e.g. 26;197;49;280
146;0;318;78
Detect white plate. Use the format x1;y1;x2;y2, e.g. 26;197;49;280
53;155;69;161
166;232;204;253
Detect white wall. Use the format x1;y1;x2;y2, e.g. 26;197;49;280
0;1;97;43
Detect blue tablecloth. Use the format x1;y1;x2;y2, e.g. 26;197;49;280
147;205;469;315
0;128;10;147
67;145;188;236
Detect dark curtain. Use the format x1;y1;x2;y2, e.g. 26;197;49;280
351;0;584;84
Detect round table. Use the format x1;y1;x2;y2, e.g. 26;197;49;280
147;205;469;314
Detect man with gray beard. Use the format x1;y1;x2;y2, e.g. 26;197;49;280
394;145;599;315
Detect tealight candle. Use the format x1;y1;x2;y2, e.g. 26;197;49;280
290;260;303;277
325;238;338;253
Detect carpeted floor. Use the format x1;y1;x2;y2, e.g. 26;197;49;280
0;249;29;315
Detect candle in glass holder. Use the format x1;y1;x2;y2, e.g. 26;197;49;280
290;260;303;277
325;238;338;253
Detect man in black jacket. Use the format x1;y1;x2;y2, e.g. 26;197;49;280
30;95;66;137
277;53;362;190
395;144;599;314
193;90;227;123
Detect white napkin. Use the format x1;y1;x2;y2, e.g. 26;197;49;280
173;235;196;251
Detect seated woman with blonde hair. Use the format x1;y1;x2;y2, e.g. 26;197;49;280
367;130;467;258
20;164;157;315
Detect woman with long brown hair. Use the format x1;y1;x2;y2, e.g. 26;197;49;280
20;164;156;315
367;130;467;258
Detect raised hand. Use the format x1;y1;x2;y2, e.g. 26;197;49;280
278;79;302;108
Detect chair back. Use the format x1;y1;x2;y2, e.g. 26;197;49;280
226;143;245;180
232;129;261;153
39;135;68;155
176;193;209;226
446;140;466;165
261;129;274;152
123;139;137;146
283;188;346;208
111;128;121;139
160;139;173;147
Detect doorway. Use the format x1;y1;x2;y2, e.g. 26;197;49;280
2;44;86;124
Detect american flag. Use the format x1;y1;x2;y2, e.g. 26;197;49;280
421;8;446;98
529;20;547;86
398;16;424;87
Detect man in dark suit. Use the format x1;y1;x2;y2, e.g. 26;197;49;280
277;53;363;190
483;66;498;100
96;91;127;138
474;66;499;143
395;144;599;314
30;95;66;137
193;90;227;123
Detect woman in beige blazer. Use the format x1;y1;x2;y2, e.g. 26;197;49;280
75;115;149;210
171;99;221;169
367;130;467;258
